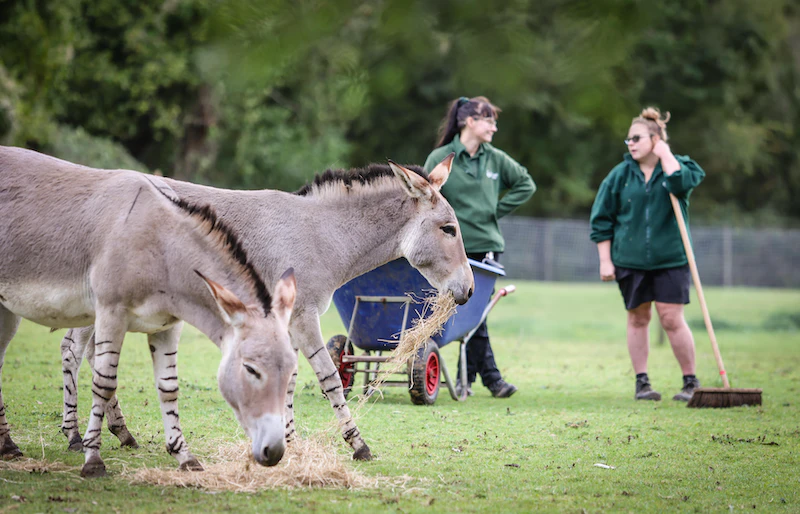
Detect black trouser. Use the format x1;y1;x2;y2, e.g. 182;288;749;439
459;252;503;387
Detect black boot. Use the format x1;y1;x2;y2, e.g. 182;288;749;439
673;375;700;402
635;374;662;401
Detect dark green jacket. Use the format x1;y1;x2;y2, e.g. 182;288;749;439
424;135;535;253
589;154;705;270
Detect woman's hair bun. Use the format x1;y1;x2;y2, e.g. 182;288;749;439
640;107;670;124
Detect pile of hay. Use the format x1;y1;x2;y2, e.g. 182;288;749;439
127;435;409;492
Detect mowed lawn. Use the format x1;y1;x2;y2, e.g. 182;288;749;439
0;280;798;513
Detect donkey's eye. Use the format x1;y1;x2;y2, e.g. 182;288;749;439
243;364;262;379
441;225;456;237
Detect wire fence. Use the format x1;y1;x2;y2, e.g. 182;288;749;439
500;217;800;288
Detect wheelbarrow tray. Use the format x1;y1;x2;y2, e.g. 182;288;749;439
331;258;505;352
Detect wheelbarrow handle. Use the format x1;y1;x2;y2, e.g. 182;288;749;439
500;285;516;295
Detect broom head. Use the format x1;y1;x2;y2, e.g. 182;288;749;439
687;388;762;408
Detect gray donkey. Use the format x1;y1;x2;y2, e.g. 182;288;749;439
59;154;473;462
0;146;298;477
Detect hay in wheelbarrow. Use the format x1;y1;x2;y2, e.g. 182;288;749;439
127;433;411;492
355;292;457;407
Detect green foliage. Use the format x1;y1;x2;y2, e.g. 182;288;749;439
1;0;798;223
45;124;149;172
0;0;211;171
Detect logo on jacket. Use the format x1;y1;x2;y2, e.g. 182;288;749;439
485;169;499;180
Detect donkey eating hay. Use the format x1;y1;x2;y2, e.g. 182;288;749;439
0;146;298;477
60;153;473;462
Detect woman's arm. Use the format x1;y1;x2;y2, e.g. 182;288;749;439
497;155;535;218
597;240;615;281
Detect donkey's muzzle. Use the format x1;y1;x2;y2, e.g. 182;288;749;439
251;413;286;466
256;444;285;467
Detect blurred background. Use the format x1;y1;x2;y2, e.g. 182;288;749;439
1;0;798;284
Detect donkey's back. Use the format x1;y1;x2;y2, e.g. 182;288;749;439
0;146;174;327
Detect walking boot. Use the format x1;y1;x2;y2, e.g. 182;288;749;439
635;376;662;401
673;376;701;402
488;380;518;398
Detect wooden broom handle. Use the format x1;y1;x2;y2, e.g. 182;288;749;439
669;193;730;388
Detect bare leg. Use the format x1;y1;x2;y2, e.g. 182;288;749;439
0;306;23;459
626;302;652;374
292;313;372;460
655;302;696;375
81;311;127;477
148;324;201;471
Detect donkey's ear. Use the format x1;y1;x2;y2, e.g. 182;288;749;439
389;160;433;201
195;270;249;328
271;268;296;326
427;152;454;191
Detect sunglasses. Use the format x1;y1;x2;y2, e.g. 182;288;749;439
624;134;652;145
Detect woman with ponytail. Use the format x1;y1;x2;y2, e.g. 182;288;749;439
590;107;706;402
424;96;535;399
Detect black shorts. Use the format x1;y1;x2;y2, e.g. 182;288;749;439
615;265;691;310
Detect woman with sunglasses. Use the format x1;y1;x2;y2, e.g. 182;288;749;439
424;96;536;399
590;107;706;402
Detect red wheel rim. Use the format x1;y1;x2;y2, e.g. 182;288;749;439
338;345;354;389
424;351;440;396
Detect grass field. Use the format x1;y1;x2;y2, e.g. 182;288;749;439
0;281;798;513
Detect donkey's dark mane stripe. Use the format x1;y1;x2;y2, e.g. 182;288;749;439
294;163;429;196
150;184;272;316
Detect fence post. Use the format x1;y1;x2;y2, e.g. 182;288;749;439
723;225;733;287
543;221;554;281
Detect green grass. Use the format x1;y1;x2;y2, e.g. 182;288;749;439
0;281;798;513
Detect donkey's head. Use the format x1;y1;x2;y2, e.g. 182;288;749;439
198;269;297;467
390;154;474;305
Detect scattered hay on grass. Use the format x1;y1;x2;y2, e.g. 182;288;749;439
0;457;77;474
126;435;411;492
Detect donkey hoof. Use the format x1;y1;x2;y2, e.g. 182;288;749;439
1;439;24;460
352;445;373;461
80;456;107;478
67;438;84;452
109;426;139;449
179;458;204;472
119;435;139;449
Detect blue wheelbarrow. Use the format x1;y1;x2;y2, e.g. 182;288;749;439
327;258;515;405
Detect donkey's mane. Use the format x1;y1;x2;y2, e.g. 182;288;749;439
151;184;272;317
294;163;429;197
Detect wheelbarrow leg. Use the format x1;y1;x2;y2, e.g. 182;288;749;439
442;340;469;401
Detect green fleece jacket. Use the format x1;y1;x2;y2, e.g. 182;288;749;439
424;135;535;253
590;153;706;270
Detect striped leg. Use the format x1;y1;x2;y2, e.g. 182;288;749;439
294;314;372;460
81;313;126;478
148;324;201;471
61;326;92;451
284;349;299;442
61;326;138;451
0;305;23;459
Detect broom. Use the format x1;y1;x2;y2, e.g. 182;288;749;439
669;193;762;408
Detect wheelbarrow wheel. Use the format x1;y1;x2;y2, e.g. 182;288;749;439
409;340;441;405
325;335;354;398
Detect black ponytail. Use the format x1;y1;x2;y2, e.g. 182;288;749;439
434;96;501;148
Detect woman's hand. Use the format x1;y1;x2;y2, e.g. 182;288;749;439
599;260;616;282
652;140;672;160
652;139;681;174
